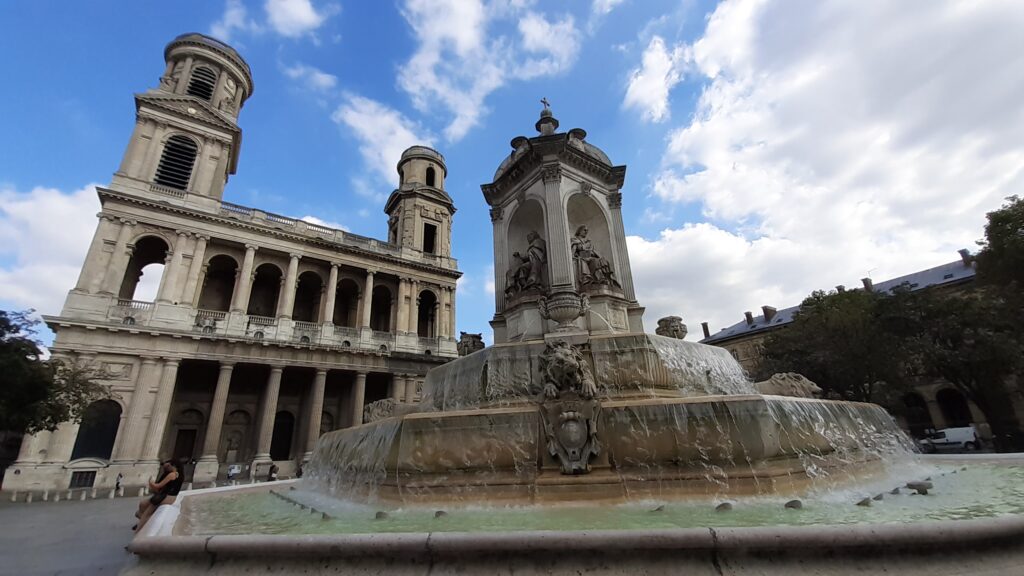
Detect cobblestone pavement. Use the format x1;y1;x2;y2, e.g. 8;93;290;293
0;495;139;576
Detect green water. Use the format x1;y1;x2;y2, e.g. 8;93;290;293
184;463;1024;536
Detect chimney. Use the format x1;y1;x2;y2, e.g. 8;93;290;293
958;248;973;266
861;277;873;291
836;285;846;293
701;322;710;339
761;306;777;322
744;311;754;325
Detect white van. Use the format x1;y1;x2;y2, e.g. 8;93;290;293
918;426;981;453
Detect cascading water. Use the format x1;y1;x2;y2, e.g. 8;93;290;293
305;333;918;505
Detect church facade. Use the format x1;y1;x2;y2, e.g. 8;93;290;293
6;33;459;492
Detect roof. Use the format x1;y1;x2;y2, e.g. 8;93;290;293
700;256;977;345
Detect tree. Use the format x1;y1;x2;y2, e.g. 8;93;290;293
0;310;110;434
902;289;1024;451
759;289;911;404
976;195;1024;288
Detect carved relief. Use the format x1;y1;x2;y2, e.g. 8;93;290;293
537;341;601;475
607;191;622;209
100;362;134;381
655;316;688;339
541;163;561;184
489;206;503;222
457;332;485;356
579;181;592;197
571;226;620;289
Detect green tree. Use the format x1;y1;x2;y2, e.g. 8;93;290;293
759;289;911;403
0;310;110;434
976;195;1024;288
902;289;1024;451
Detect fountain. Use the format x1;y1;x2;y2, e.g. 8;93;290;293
126;107;1024;575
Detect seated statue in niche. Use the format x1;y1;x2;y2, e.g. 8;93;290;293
572;225;619;289
505;231;547;298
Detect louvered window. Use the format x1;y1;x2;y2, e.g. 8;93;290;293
187;66;217;101
154;135;198;190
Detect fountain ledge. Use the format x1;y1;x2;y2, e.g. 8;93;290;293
128;482;1024;576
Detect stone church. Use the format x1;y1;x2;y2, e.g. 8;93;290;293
5;33;460;492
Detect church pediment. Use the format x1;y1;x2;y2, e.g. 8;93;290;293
136;93;239;133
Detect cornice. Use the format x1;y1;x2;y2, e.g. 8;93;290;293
136;93;239;133
96;187;462;279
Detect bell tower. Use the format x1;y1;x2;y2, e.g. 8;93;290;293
384;146;456;265
111;33;254;206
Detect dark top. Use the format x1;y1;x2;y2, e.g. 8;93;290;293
159;470;185;497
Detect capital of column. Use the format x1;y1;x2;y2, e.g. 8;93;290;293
98;213;117;223
174;230;190;238
315;368;328;376
119;218;138;227
607;191;623;209
289;253;302;261
365;268;378;277
140;357;159;366
269;365;285;374
219;361;237;370
329;262;340;270
244;244;259;252
541;163;561;184
162;358;182;368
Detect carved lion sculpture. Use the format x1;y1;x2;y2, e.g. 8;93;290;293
655;316;688;339
753;373;823;398
539;341;597;400
457;332;485;356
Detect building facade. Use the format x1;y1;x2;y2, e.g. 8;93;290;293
697;251;1024;437
5;33;460;493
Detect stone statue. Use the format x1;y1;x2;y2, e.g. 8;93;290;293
457;332;485;356
655;316;688;339
571;225;618;288
158;75;174;90
505;231;547;298
537;340;600;474
753;373;823;398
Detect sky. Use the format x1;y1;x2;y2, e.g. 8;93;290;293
2;0;1023;346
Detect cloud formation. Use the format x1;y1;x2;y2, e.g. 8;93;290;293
622;36;688;122
282;62;338;92
211;0;263;42
628;0;1024;338
331;94;433;183
0;184;100;316
265;0;337;38
398;0;582;141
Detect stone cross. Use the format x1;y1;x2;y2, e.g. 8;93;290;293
540;97;550;110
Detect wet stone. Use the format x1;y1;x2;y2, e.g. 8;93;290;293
434;510;448;518
716;502;733;512
873;493;884;501
856;498;872;507
650;505;665;513
784;500;802;510
907;481;933;495
890;488;901;495
375;511;389;520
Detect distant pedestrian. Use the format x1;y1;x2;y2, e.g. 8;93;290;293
268;463;279;482
115;473;123;492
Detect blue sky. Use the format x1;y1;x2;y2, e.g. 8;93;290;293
2;0;1023;346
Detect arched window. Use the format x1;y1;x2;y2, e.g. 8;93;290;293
426;166;436;187
417;290;438;338
198;255;238;311
292;271;323;322
70;400;121;460
187;66;217;101
154;135;198;190
269;411;295;461
247;263;283;317
119;236;170;301
369;285;393;332
936;389;972;428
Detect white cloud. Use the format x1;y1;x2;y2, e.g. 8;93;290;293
300;215;348;231
592;0;625;16
211;0;262;42
397;0;582;142
331;94;433;183
622;36;688;122
484;264;495;296
282;62;338;92
0;184;100;316
629;0;1024;339
265;0;337;38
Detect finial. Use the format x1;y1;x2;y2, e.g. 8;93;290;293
536;97;558;135
541;97;550;111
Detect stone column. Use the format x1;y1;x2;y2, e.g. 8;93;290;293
15;431;50;464
606;191;637;300
253;366;284;461
43;422;80;464
76;215;116;292
404;377;419;404
199;362;233;460
101;219;136;295
111;357;161;462
350;372;367;426
230;244;257;312
491;205;507;313
408;280;420;336
449;286;457;338
139;359;180;463
390;375;405;402
397;278;410;333
158;231;190;303
439;288;450;338
278;254;301;319
180;235;208;305
174;56;194;95
541;164;572;288
322;263;339;324
303;369;327;460
360;270;376;328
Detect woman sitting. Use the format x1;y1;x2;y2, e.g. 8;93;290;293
133;460;184;532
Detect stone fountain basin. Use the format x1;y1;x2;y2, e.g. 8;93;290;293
306;395;906;504
126;475;1024;576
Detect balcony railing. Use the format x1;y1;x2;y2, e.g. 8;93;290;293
247;315;277;327
196;309;227;321
116;299;154;311
149;183;186;198
333;325;359;337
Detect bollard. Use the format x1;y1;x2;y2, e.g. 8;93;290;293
91;488;97;499
9;491;17;503
54;493;61;503
109;488;116;499
41;490;49;502
118;486;124;497
26;493;33;503
138;487;145;497
66;490;72;500
80;490;87;501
